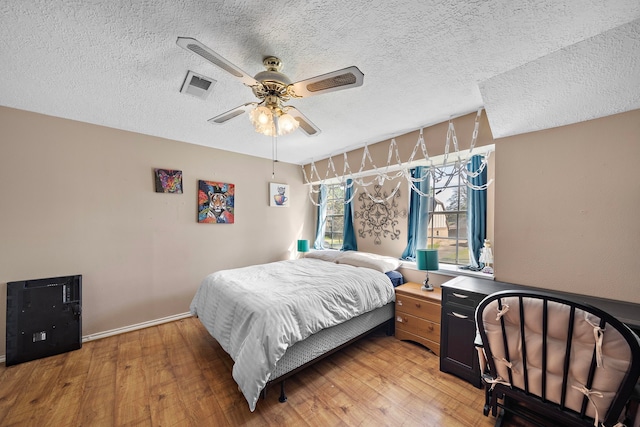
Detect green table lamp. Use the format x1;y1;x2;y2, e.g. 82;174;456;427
416;249;439;291
297;239;310;257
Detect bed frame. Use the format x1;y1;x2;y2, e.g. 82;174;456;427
261;302;395;403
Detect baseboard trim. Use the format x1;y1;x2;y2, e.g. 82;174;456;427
82;312;193;342
0;312;193;364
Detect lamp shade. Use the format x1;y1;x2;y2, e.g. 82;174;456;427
297;239;310;253
416;249;439;271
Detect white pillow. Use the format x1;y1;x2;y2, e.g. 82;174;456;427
304;250;344;263
337;251;401;273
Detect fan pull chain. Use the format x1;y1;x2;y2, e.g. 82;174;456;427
271;115;281;178
271;134;277;179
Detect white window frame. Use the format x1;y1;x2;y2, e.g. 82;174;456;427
323;183;344;249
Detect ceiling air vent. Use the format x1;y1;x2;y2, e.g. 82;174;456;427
180;70;216;100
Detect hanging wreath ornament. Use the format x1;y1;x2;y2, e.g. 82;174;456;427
354;184;407;245
302;108;492;206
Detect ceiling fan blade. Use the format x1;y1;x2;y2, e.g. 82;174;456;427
177;37;260;87
286;107;321;136
288;66;364;98
208;103;258;124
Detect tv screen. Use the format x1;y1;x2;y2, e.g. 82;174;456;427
6;274;82;366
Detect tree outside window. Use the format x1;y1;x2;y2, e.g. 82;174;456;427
324;184;345;249
426;165;469;265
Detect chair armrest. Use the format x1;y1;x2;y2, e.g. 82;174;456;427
474;332;488;375
622;383;640;427
632;384;640;427
474;331;483;348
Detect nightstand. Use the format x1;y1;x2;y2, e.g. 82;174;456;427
394;282;442;355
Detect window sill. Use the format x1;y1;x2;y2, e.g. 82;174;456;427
400;260;495;280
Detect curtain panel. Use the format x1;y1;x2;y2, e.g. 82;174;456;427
313;184;327;249
401;166;429;260
466;155;487;267
342;179;358;251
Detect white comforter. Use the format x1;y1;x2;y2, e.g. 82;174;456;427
189;258;395;411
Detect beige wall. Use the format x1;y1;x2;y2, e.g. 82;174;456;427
309;109;639;304
2;105;637;357
0;106;314;356
494;109;640;302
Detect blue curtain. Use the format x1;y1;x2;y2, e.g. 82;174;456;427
341;179;358;251
467;155;487;267
313;184;327;249
401;166;430;260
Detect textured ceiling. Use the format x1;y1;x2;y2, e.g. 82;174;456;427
1;1;639;165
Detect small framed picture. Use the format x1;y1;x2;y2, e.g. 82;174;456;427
154;169;183;193
270;183;289;207
198;180;235;223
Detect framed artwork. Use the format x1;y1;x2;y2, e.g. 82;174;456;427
198;180;235;223
154;169;183;193
270;183;289;207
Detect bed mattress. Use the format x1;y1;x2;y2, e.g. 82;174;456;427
271;302;394;379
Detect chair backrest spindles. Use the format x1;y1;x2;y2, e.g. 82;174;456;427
518;295;529;394
580;316;607;418
497;298;515;387
476;290;640;427
560;305;576;410
541;299;548;402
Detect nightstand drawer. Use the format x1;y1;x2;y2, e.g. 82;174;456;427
396;294;440;323
394;282;442;355
396;329;440;356
395;312;441;343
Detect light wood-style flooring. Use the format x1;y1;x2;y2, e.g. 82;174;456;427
0;317;502;426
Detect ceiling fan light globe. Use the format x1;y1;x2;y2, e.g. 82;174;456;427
252;119;275;136
249;106;272;127
258;114;270;125
278;114;299;135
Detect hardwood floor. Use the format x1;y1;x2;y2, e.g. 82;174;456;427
0;317;501;426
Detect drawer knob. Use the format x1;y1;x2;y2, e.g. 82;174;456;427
452;292;469;299
415;303;421;308
398;300;403;306
396;316;403;323
452;311;468;319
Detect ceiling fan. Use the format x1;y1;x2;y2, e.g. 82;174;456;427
176;37;364;137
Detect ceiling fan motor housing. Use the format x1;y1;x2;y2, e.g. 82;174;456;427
263;56;283;72
252;56;292;100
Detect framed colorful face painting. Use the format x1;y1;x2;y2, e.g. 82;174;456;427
198;180;235;223
270;183;289;207
154;169;183;193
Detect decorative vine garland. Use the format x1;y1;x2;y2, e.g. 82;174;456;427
302;108;492;205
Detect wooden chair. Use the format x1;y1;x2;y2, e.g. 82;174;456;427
475;290;640;427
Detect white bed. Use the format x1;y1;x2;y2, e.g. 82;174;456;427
190;256;397;411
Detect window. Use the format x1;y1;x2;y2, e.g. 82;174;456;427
324;183;344;249
426;165;469;265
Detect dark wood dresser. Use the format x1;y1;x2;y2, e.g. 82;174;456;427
440;275;640;388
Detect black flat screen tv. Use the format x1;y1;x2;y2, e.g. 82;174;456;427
6;274;82;366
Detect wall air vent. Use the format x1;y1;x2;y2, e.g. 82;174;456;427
180;70;216;100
